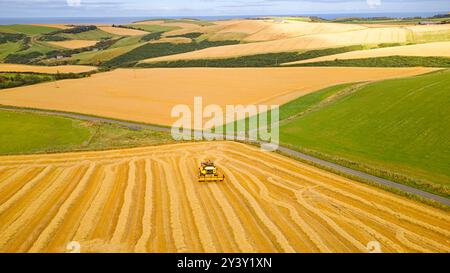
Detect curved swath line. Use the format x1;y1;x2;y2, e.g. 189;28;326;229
73;164;117;242
88;161;127;241
187;158;243;252
308;181;450;239
12;166;91;253
192;159;255;252
213;163;281;252
177;156;217;252
218;163;295;253
221;147;450;236
322;209;405;253
169;156;205;252
206;184;256;252
0;143;199;166
0;142;215;166
317;184;450;239
221;149;312;192
222;156;344;252
0;167;13;179
130;160;149;248
224;161;331;253
218;148;450;250
114;159;148;249
218;173;277;251
217;148;319;186
111;159;137;245
229;144;450;222
0;167;35;193
153;158;187;252
219;156;334;252
44;164;107;252
190;153;250;252
150;161;174;252
395;229;430;253
296;189;370;252
219;148;315;191
28;163;97;252
398;228;449;253
221;154;418;250
0;168;24;189
0;165;81;251
311;188;450;252
0;166;52;215
135;159;154;253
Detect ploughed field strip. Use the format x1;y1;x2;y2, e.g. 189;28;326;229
0;142;448;253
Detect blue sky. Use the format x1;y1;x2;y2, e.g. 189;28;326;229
0;0;448;17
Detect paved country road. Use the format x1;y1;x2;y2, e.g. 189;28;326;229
1;105;449;207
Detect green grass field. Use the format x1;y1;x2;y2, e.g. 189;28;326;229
69;43;143;65
0;110;90;154
59;29;116;40
109;35;144;48
0;25;59;35
0;110;174;155
279;70;450;197
0;42;22;61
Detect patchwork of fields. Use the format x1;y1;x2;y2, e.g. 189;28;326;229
1;17;449;254
142;24;450;63
0;142;448;253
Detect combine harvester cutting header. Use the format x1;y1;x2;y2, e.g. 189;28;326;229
198;161;225;182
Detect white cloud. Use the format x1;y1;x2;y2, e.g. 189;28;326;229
366;0;381;8
67;0;81;7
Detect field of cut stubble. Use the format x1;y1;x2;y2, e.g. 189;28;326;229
0;142;448;253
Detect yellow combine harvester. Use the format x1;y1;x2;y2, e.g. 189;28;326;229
198;161;225;182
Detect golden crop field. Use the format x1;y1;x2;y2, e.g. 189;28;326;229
0;67;436;127
0;142;448;253
0;64;97;74
285;41;450;65
47;40;98;49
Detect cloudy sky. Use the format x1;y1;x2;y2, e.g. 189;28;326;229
0;0;448;17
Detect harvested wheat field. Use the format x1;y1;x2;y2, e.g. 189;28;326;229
212;20;365;42
0;141;448;253
144;24;450;62
0;64;97;74
285;41;450;65
0;67;435;127
98;26;148;36
47;40;98;49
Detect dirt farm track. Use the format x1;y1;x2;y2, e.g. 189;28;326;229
0;142;448;253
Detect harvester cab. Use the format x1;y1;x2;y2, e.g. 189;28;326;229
198;160;225;182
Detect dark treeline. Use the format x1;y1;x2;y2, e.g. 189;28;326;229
103;39;240;67
0;33;26;44
0;71;96;89
167;32;203;39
